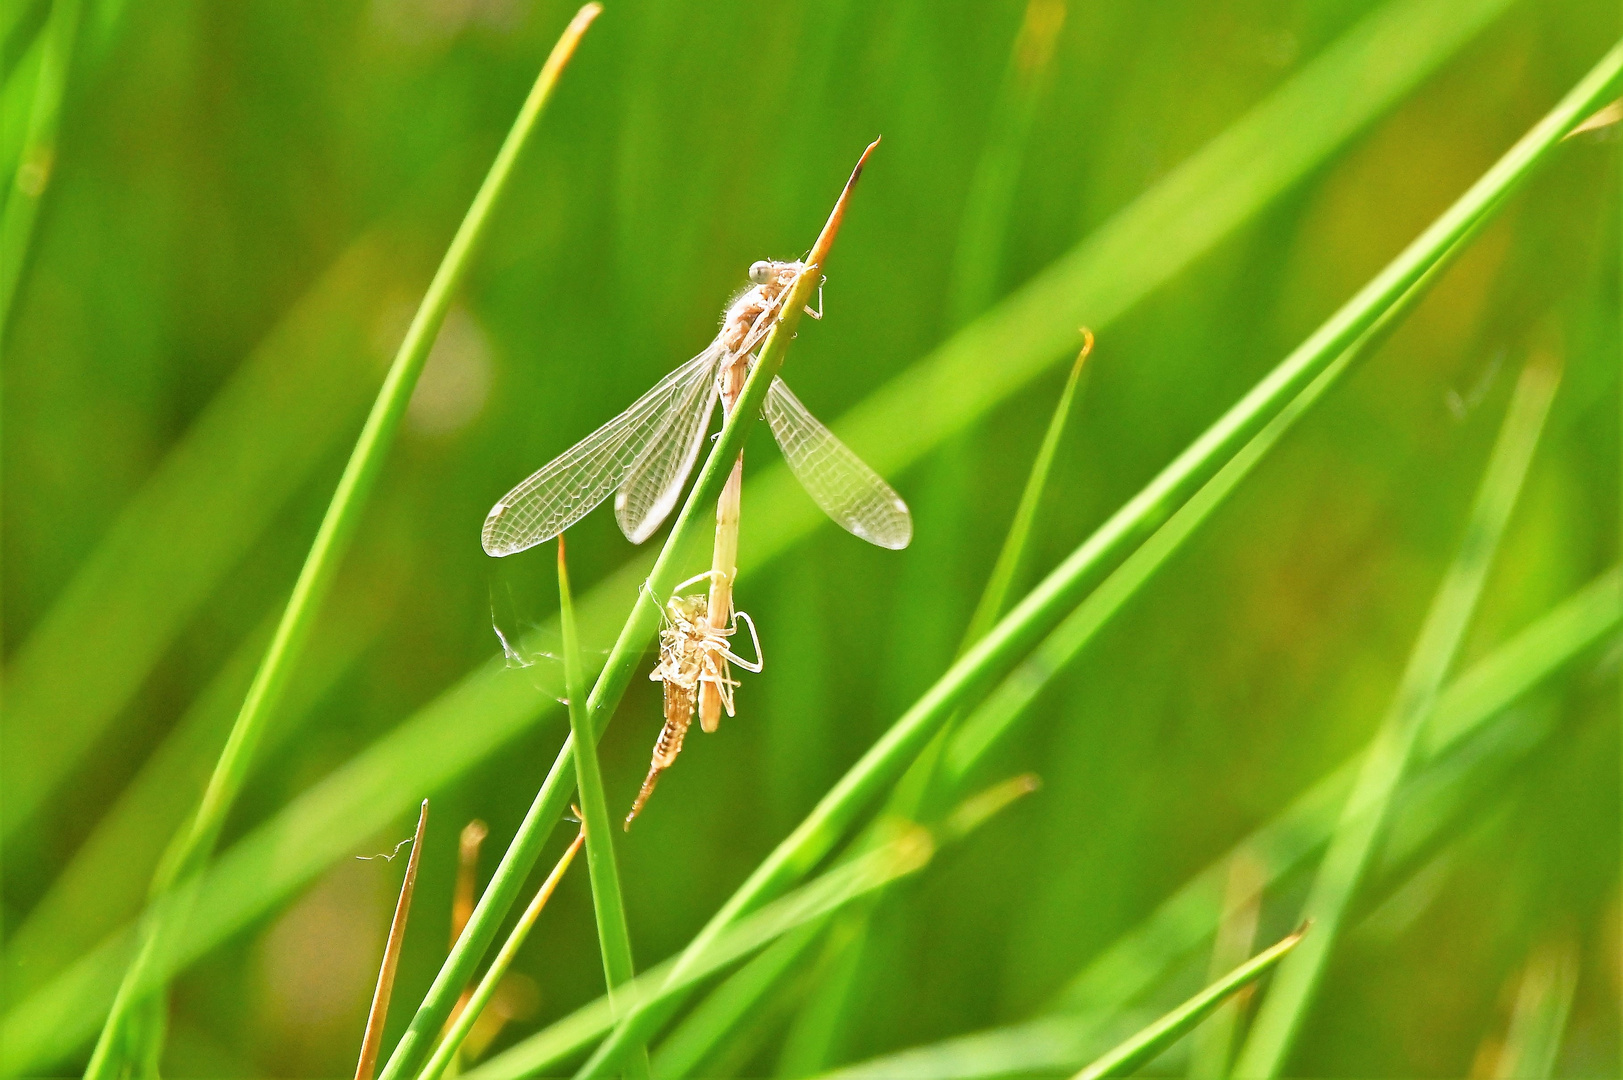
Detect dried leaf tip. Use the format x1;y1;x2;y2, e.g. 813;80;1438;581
355;799;429;1080
804;137;882;274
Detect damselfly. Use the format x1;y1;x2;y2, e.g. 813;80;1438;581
480;259;912;556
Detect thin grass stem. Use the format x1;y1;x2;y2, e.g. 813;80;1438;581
417;830;585;1080
558;536;651;1080
357;801;430;1080
79;10;601;1076
1070;927;1308;1080
963;331;1093;649
1232;358;1562;1078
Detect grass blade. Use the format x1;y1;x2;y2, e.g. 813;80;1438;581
0;0;81;338
1185;855;1264;1080
558;536;652;1080
0;2;1527;1067
945;0;1068;330
357;801;430;1080
463;829;935;1080
813;570;1621;1080
474;777;1032;1080
772;330;1092;1077
942;214;1464;784
1070;929;1307;1080
1232;359;1562;1078
418;830;585;1080
963;331;1093;648
79;10;602;1076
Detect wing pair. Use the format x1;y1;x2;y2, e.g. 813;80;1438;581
481;352;911;556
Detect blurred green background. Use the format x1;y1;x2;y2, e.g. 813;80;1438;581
3;0;1621;1076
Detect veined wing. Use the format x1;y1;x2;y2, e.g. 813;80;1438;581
482;347;723;556
615;352;721;543
764;377;911;550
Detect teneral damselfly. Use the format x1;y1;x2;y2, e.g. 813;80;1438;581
480;258;912;556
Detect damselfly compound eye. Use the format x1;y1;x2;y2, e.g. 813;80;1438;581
747;261;773;285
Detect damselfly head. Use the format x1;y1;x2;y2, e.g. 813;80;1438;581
747;260;803;288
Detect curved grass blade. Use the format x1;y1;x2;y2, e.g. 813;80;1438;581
1232;359;1562;1079
79;10;603;1077
557;537;651;1080
417;830;585;1080
0;2;1524;1067
1070;927;1307;1080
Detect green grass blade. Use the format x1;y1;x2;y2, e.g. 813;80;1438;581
417;831;585;1080
0;2;1525;1067
373;138;879;1080
945;0;1067;330
558;537;652;1080
1232;359;1562;1078
80;10;603;1076
462;830;936;1080
774;332;1091;1078
483;777;1033;1080
962;334;1092;649
0;0;82;338
588;46;1621;1072
1070;928;1307;1080
1;28;45;187
1050;566;1621;1018
943;215;1463;784
808;570;1620;1080
650;924;825;1080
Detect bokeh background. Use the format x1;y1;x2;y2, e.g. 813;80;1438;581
3;0;1621;1076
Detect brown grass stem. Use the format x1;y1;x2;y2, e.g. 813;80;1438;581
357;800;430;1080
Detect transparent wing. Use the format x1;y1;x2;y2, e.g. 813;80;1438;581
615;357;721;543
482;347;723;556
764;377;912;550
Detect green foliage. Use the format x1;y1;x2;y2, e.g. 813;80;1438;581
3;1;1620;1078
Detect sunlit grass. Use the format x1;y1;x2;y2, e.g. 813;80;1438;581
3;1;1620;1078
